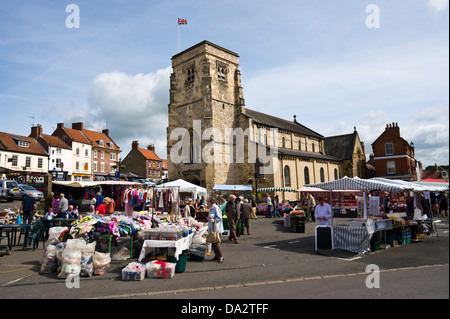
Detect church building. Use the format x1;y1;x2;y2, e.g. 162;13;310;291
167;41;362;200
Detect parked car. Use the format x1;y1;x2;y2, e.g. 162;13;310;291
0;180;20;202
18;184;44;201
28;182;45;192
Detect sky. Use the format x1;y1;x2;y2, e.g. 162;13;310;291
0;0;448;169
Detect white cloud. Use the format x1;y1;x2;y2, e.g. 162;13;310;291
55;67;172;159
428;0;449;13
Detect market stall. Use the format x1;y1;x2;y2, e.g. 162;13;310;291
305;176;427;254
157;179;207;216
38;209;208;280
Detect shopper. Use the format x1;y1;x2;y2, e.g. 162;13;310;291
95;192;104;209
266;194;273;218
314;197;332;226
20;193;36;225
44;192;54;215
52;196;60;217
67;205;79;219
225;195;239;244
439;193;448;217
67;194;78;211
207;198;224;263
95;197;111;216
307;193;316;222
250;195;258;219
187;199;196;218
240;198;252;235
58;193;69;218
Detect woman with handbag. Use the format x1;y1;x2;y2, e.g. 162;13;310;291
207;198;224;263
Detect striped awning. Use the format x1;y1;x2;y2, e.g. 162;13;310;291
257;187;297;192
305;176;410;193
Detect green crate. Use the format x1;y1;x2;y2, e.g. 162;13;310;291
167;254;188;273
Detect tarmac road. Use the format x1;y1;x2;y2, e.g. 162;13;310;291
1;199;449;302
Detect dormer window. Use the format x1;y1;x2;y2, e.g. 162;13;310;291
106;142;113;148
11;136;30;148
98;140;104;147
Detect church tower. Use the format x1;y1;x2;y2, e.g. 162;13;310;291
167;41;253;191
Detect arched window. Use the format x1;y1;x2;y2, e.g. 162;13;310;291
334;168;338;180
320;167;325;182
304;167;310;185
284;165;291;187
282;137;285;148
298;141;301;151
312;143;315;153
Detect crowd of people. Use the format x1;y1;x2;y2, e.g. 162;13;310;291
17;187;449;265
40;191;116;220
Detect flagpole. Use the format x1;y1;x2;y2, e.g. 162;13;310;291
177;18;180;53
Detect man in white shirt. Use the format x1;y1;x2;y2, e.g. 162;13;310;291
314;197;332;226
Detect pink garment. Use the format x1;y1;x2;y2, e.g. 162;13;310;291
124;192;133;217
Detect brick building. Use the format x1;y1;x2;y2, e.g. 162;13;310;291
122;141;163;180
370;122;422;181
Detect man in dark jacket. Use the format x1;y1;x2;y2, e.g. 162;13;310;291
225;195;239;244
240;199;252;235
21;193;36;225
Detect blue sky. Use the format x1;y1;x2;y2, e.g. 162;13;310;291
0;0;448;168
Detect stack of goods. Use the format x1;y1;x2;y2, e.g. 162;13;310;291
142;224;190;241
290;210;305;216
146;260;176;279
122;262;146;281
177;217;206;230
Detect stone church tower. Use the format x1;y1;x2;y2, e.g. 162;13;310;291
167;41;254;191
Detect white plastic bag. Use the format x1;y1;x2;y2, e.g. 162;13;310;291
47;227;68;246
93;251;111;275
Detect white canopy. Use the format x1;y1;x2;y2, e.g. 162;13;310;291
305;176;412;193
369;177;447;192
214;185;253;192
156;179;207;199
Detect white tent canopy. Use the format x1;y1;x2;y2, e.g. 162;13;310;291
369;177;448;192
156;179;207;199
305;176;414;193
214;185;252;192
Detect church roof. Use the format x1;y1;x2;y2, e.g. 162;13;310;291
245;108;323;139
324;132;356;160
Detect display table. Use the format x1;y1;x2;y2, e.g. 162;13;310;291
138;227;207;261
332;225;372;254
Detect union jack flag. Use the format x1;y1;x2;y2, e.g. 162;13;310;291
178;18;187;25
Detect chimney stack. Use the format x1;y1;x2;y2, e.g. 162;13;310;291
132;141;139;150
102;129;109;136
72;122;83;130
30;124;43;139
148;144;155;152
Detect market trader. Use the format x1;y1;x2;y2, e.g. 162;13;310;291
314;197;333;226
